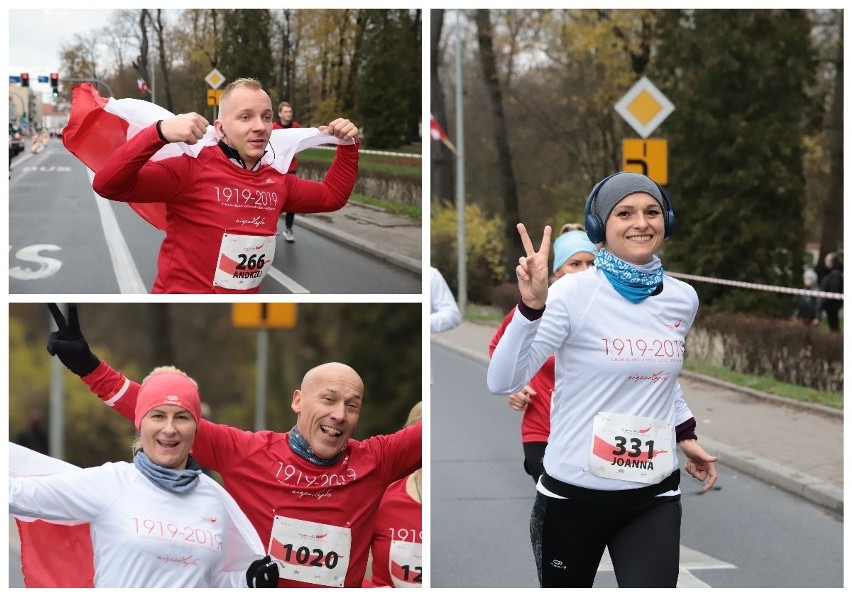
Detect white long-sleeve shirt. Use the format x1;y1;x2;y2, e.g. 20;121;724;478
10;444;263;587
430;267;461;333
488;267;698;492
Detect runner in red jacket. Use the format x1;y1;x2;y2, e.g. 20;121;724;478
488;225;597;484
91;78;358;293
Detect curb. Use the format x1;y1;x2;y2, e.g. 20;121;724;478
678;370;842;419
294;215;422;275
431;333;844;517
698;437;843;517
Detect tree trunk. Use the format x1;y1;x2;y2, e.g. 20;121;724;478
154;10;174;112
817;10;843;273
430;9;454;204
475;9;523;272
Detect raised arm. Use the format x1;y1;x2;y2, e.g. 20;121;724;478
46;304;137;422
487;225;556;395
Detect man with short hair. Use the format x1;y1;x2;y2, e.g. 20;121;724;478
46;304;421;588
70;78;358;293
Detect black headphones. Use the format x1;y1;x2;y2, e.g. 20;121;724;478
583;172;675;244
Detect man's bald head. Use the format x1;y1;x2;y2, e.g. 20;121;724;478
291;362;364;460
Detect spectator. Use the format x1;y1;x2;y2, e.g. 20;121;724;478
14;412;50;455
794;269;820;326
430;267;461;333
820;252;843;332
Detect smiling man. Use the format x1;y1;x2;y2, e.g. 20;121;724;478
87;77;359;294
46;304;421;588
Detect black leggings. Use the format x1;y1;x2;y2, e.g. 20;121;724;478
530;491;681;587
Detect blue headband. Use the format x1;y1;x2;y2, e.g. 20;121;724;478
553;230;597;273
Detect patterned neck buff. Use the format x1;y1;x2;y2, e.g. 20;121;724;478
595;248;664;303
288;425;344;466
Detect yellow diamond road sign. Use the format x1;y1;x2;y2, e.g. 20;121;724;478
205;68;226;90
614;77;674;139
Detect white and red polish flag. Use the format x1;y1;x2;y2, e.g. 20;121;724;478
136;77;150;96
429;113;457;154
10;443;95;587
62;83;355;230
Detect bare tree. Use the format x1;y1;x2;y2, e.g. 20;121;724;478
817;10;843;272
152;10;175;112
475;9;523;269
131;9;152;99
430;9;454;203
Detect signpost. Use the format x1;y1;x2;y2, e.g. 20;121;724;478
622;138;669;185
232;304;297;328
205;68;226;115
615;76;674;185
232;303;296;430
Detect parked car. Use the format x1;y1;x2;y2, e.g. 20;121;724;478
9;124;25;157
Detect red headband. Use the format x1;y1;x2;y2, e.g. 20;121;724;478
134;371;201;429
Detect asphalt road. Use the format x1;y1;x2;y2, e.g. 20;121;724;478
8;144;419;294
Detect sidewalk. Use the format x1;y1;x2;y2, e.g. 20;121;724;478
294;202;422;275
432;320;843;516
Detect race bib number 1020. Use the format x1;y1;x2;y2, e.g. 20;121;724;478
267;515;351;587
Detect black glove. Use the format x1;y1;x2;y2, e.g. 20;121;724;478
246;555;279;588
46;304;101;377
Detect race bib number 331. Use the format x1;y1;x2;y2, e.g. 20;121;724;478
589;412;673;484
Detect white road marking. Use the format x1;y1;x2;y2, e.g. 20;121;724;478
87;170;147;294
266;266;310;293
597;545;736;588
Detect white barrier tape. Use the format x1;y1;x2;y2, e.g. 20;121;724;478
667;271;843;300
312;145;421;159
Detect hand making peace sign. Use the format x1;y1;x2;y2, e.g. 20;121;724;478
46;304;101;377
516;224;552;310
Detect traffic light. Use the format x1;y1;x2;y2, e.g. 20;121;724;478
50;73;59;98
21;72;29;87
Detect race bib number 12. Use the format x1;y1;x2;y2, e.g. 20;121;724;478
389;540;422;587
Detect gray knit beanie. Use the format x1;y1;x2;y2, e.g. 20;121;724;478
592;172;666;225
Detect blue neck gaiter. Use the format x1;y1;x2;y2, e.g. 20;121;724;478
288;425;344;467
595;248;664;303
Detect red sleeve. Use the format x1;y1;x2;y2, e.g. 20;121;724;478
190;419;275;472
366;420;421;484
488;309;515;357
91;124;190;203
83;361;272;470
81;361;139;423
282;143;358;213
